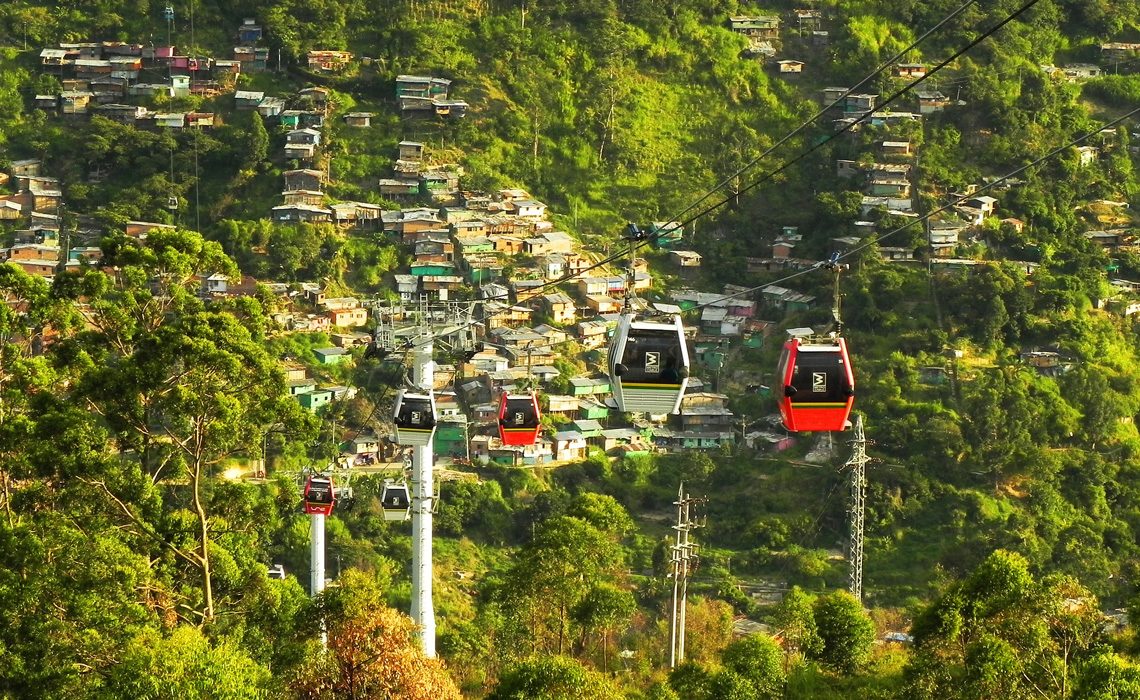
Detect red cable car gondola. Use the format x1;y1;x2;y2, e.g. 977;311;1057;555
498;391;541;446
303;473;336;516
777;336;855;432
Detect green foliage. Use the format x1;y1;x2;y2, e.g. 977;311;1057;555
435;480;512;542
489;655;624;700
98;626;271;700
905;550;1105;699
810;591;876;675
246;112;269;171
720;634;786;700
1086;75;1140;109
8;0;1140;695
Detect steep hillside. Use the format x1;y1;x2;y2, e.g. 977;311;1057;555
3;0;1140;698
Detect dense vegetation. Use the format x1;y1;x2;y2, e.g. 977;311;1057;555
4;0;1140;697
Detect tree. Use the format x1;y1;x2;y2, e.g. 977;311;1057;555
1071;652;1140;699
488;655;623;700
246;112;268;171
571;583;635;672
98;626;271;700
720;634;785;700
810;591;875;674
73;230;315;622
773;586;822;665
668;661;714;700
290;570;461;700
489;515;625;655
905;550;1105;699
82;307;303;621
567;492;634;537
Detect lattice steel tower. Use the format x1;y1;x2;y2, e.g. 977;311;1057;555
845;414;870;601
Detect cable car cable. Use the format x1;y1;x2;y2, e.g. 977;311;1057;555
662;0;978;230
403;0;983;342
681;104;1140;314
657;0;1043;248
549;0;1042;299
392;0;1039;352
464;0;1026;314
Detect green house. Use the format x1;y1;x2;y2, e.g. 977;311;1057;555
649;221;684;249
279;112;301;129
489;452;515;467
466;265;503;285
457;237;495;256
569;377;611;396
314;347;350;365
577;398;609;421
288;378;317;395
569;419;603;439
682;435;731;449
434;419;468;459
694;344;727;369
420;173;451;195
297;389;334;412
785;297;814;314
410;262;456;277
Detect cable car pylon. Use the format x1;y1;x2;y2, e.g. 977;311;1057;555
372;298;481;658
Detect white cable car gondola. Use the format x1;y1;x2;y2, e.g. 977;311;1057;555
393;389;436;446
609;313;689;414
380;480;411;522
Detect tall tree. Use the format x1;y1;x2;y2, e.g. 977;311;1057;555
246;112;269;171
809;591;875;675
74;230;314;622
290;570;461;700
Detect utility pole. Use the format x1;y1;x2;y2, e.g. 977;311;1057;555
311;510;327;648
844;414;871;602
668;483;703;668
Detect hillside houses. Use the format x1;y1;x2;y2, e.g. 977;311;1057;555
729;15;781;56
395;74;468;118
35;39;246;117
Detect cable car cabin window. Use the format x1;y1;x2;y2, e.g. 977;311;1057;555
307;485;333;504
397;403;435;428
503;398;538;427
618;329;685;385
777;344;793;387
382;490;409;509
790;350;850;403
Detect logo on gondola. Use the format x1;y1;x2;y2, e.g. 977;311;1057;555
410;411;422;423
645;352;661;373
513;411;525;425
812;372;827;393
